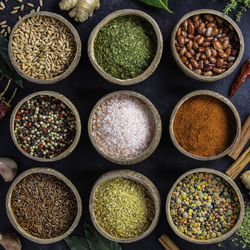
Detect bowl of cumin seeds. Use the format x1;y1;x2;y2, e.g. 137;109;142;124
9;11;81;84
6;168;82;244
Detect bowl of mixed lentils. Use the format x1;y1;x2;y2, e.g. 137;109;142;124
88;9;163;85
166;168;245;244
89;169;161;243
8;11;81;84
6;168;82;244
10;91;81;162
171;9;244;82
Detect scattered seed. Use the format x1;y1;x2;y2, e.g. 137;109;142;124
36;6;40;12
0;20;6;25
13;6;20;10
4;31;7;37
1;24;7;28
0;7;3;11
30;9;35;14
11;10;18;14
7;26;11;34
17;0;22;2
20;4;24;11
0;2;5;9
0;29;5;34
27;3;34;7
18;16;22;20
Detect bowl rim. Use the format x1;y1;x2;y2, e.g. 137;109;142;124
171;9;245;82
166;168;245;244
6;167;82;244
169;90;241;161
10;91;82;162
88;90;162;165
8;11;82;84
89;169;161;243
88;9;163;85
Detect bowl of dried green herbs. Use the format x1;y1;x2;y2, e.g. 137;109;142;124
89;169;161;243
6;168;82;244
8;11;82;84
88;9;163;85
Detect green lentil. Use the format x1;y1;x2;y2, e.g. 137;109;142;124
94;15;157;80
170;172;240;240
93;177;155;239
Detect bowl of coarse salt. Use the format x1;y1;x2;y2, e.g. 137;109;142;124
88;91;162;165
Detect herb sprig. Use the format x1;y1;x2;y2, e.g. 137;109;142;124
65;224;122;250
138;0;173;13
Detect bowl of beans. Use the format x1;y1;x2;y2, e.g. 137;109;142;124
88;9;163;85
166;168;244;244
171;9;244;82
169;90;241;160
9;11;81;84
10;91;81;162
88;90;162;165
6;168;82;244
89;169;161;243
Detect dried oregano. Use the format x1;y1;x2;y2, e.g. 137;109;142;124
94;15;157;80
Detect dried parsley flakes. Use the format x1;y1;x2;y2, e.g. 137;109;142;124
94;15;157;80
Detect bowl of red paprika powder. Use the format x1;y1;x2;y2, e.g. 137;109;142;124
169;90;241;160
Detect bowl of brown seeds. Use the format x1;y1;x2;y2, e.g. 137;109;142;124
88;90;162;165
10;91;81;162
171;9;244;82
6;168;82;244
89;169;161;243
8;11;81;84
166;168;245;244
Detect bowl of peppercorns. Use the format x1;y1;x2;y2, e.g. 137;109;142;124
166;168;245;244
10;91;81;162
171;9;244;82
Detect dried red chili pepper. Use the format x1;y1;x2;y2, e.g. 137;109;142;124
0;80;17;122
228;59;250;98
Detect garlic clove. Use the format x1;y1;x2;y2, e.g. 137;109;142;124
0;158;17;182
0;232;21;250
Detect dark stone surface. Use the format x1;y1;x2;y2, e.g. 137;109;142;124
0;0;249;250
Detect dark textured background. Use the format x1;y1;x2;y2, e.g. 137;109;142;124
0;0;249;249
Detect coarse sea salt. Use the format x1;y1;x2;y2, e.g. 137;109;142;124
92;94;155;159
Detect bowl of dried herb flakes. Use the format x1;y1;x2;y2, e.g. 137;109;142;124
6;168;82;244
88;90;162;165
88;9;163;85
89;169;161;243
169;90;241;160
9;11;81;84
10;91;81;162
166;168;245;244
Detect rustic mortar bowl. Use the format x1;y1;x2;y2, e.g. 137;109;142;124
88;9;163;85
166;168;245;244
6;167;82;244
10;91;81;162
88;90;162;165
171;9;244;82
169;90;241;161
89;169;161;243
8;11;82;84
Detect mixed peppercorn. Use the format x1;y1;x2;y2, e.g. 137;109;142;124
14;95;76;159
170;172;240;240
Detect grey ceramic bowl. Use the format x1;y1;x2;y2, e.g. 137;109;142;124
9;11;82;84
169;90;241;160
171;9;244;82
88;9;163;85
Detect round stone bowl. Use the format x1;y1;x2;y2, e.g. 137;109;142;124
171;9;244;82
88;9;163;85
88;90;162;165
6;168;82;244
169;90;241;161
8;11;82;84
166;168;245;244
89;169;161;243
10;91;81;162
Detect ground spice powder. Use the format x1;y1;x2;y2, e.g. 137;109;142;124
173;95;237;157
93;177;155;239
